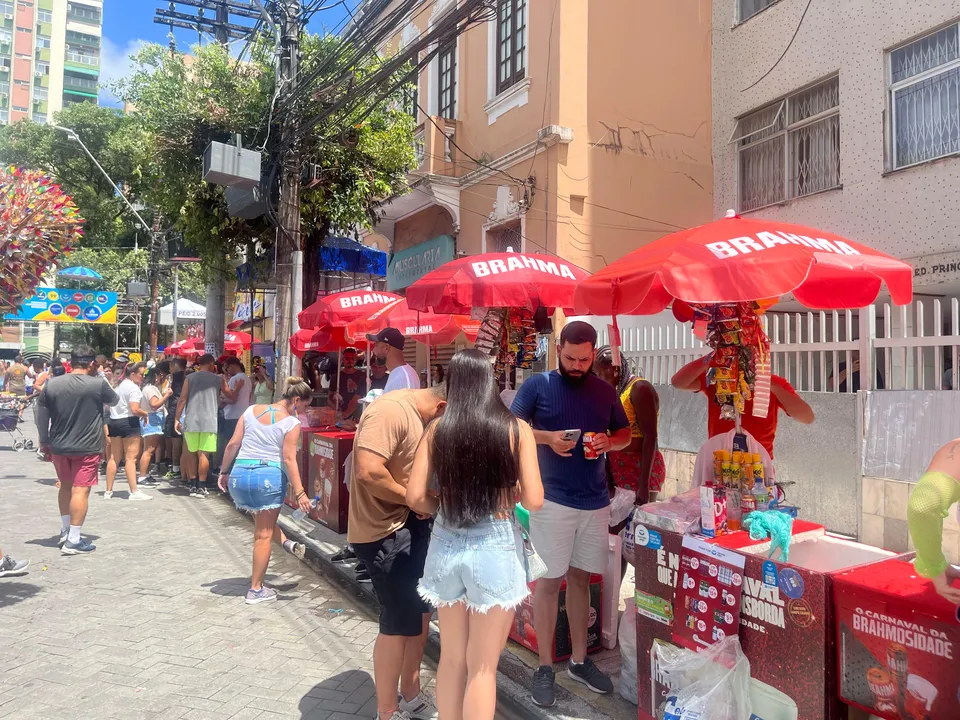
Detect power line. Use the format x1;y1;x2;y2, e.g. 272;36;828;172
741;0;814;92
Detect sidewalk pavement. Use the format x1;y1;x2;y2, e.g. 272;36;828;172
0;417;431;720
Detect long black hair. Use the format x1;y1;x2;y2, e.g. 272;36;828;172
595;345;636;395
432;349;520;528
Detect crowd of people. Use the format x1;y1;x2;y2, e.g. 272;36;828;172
1;321;822;720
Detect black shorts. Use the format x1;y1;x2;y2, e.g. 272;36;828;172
164;407;181;438
107;417;141;438
352;514;432;636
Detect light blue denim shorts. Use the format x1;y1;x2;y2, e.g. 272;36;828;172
417;515;529;613
229;460;287;513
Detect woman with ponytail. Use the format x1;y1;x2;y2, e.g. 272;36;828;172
219;377;314;604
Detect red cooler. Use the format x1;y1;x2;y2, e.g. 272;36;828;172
834;557;960;720
305;430;354;533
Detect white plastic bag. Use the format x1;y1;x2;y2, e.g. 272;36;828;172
619;599;638;704
655;637;752;720
609;487;635;527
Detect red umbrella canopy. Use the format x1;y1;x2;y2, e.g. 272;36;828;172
298;289;402;330
405;252;590;314
346;298;474;346
289;327;368;358
574;211;914;315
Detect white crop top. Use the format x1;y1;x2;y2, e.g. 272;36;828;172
235;405;301;462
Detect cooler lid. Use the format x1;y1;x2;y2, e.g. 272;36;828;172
833;557;959;625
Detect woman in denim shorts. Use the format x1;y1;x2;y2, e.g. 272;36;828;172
407;350;544;720
218;377;314;604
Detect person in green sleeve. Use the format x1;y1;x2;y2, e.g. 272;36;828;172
907;439;960;604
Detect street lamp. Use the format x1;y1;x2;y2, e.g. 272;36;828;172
53;125;165;358
52;126;155;234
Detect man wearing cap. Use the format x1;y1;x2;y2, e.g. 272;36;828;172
367;328;419;395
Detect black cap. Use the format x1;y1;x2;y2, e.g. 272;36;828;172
366;327;405;350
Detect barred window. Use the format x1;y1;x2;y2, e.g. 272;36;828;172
733;76;840;212
888;22;960;169
496;0;526;95
739;0;778;23
437;41;456;119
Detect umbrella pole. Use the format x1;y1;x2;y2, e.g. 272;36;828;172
426;337;431;387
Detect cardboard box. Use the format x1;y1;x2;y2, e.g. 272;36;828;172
509;574;603;662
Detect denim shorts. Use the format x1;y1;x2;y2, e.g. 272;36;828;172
142;412;165;437
229;461;287;513
418;515;529;613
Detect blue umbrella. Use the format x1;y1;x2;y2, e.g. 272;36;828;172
58;266;103;280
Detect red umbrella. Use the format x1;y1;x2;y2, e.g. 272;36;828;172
405;252;590;314
298;289;402;330
346;298;475;346
289;327;367;358
575;211;914;315
225;331;252;346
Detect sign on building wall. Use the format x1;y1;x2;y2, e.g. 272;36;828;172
4;287;118;324
387;235;455;291
233;291;267;323
908;250;960;287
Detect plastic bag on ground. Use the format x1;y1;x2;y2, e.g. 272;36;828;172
619;598;638;704
655;636;752;720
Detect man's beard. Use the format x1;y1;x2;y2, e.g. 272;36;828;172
559;361;593;385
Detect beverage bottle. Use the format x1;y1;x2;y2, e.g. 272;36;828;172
725;454;742;531
291;495;320;522
753;480;769;511
752;453;765;485
713;450;724;485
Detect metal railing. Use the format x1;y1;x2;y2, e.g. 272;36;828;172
63;75;96;91
595;296;960;393
65;51;98;67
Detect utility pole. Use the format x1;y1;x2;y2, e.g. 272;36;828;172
147;214;163;360
273;0;302;391
154;0;260;360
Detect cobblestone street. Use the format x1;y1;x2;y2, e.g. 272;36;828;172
0;418;437;720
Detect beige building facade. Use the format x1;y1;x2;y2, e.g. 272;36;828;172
363;0;714;294
713;0;960;293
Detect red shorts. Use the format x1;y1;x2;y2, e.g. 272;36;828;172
51;454;101;488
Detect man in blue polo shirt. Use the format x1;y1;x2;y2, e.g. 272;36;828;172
511;321;631;708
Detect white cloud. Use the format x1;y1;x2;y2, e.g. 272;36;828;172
97;37;150;108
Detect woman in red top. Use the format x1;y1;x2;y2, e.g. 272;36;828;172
671;354;814;458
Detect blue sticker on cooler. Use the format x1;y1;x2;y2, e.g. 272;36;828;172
778;567;805;600
762;560;778;587
647;529;662;550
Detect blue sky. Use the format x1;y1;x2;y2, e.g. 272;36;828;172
100;1;357;105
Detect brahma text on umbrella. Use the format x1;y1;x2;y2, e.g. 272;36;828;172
707;231;862;260
404;325;435;335
472;256;578;279
338;293;396;309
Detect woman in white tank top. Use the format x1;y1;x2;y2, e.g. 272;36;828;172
218;377;315;605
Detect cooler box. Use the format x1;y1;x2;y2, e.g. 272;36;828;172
834;556;960;720
306;430;354;534
633;523;895;720
509;574;603;662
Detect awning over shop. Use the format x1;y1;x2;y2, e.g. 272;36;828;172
317;236;387;277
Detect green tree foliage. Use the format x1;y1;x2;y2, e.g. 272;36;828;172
0;103;151;249
64;248;206;302
115;35;416;276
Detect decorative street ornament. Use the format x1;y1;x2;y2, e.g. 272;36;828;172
0;167;84;316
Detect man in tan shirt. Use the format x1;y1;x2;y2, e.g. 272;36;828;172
349;386;447;720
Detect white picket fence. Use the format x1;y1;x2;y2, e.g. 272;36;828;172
594;297;960;393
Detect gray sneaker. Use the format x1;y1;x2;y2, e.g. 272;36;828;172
531;665;556;708
377;712;412;720
0;555;29;577
61;539;96;556
58;530;67;547
245;586;278;605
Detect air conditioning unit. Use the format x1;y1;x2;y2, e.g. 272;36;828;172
64;44;69;49
34;71;40;77
4;14;12;20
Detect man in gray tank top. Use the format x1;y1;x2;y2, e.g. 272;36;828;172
175;355;226;496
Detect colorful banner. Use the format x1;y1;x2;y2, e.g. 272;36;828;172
233;290;265;323
4;287;117;324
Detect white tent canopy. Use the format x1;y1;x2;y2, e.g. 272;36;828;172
159;299;207;326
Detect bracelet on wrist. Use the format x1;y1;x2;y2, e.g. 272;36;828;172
296;490;306;499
